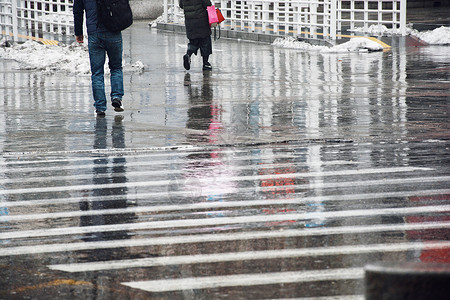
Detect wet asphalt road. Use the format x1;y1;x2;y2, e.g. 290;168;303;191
0;20;449;299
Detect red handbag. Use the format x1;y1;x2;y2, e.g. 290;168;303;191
212;7;225;40
216;8;225;24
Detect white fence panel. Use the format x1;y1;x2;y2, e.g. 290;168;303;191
164;0;336;40
336;0;407;35
0;0;16;40
1;0;74;42
1;0;407;43
163;0;407;41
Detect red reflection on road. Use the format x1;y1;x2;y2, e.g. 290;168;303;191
259;165;299;226
406;194;450;263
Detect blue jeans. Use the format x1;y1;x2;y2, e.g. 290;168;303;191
88;31;124;112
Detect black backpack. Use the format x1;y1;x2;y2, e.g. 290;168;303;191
96;0;133;32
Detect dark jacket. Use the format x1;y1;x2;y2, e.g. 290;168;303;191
73;0;108;36
179;0;212;39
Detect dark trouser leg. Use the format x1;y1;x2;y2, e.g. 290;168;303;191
105;31;124;101
187;41;200;56
185;40;200;70
199;36;212;69
199;36;212;57
203;55;210;65
88;34;107;112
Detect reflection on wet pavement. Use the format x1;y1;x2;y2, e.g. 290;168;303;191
0;21;449;299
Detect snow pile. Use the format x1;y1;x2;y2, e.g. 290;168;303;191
0;39;145;74
321;37;383;53
273;36;383;53
149;7;183;28
411;26;450;45
149;15;166;28
0;40;91;74
349;24;414;36
130;60;145;73
272;36;326;51
349;24;450;45
273;26;450;51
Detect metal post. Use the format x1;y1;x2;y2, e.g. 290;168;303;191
399;0;406;35
330;0;336;40
174;0;179;23
12;0;18;41
163;0;168;23
364;0;369;32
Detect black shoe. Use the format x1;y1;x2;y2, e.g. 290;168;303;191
96;110;106;117
183;54;191;70
203;62;212;71
112;98;124;112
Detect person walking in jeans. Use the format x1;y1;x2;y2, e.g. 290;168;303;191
73;0;124;116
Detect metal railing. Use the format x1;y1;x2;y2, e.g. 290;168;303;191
163;0;407;41
1;0;407;43
336;0;406;34
1;0;73;43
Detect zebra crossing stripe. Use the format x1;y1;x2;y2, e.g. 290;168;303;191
2;188;448;209
49;241;450;272
1;192;449;225
121;268;365;292
1;161;296;184
1;173;447;200
1;204;449;239
3;149;354;172
0;166;434;195
0;152;300;174
0;157;361;185
1;145;201;158
1;149;205;165
1;218;449;257
3;219;449;242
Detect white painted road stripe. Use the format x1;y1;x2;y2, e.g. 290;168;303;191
1;145;202;158
2;192;449;222
0;166;434;195
2;143;320;161
49;241;450;272
1;217;448;256
1;148;229;165
0;152;300;174
2;212;448;241
2;188;448;209
1;174;447;198
121;268;364;292
0;161;297;184
4;150;353;173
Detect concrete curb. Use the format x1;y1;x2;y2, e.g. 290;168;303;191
155;23;334;46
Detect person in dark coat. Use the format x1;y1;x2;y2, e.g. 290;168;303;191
179;0;213;71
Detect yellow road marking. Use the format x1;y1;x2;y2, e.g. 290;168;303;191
12;279;93;293
366;36;391;49
1;31;59;45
